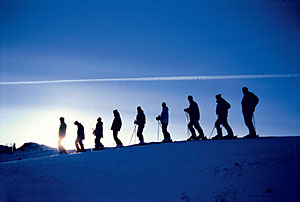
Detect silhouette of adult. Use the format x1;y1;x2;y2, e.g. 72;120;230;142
74;121;85;152
111;110;123;147
134;106;146;144
156;102;172;142
58;117;67;154
184;95;206;140
212;94;234;139
93;117;104;150
241;87;259;138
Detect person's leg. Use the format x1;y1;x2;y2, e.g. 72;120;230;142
75;139;80;151
162;124;171;140
113;130;123;146
79;139;85;151
99;137;104;149
194;122;205;139
243;112;255;135
214;118;223;138
95;136;100;149
188;122;196;139
137;125;144;143
222;118;234;137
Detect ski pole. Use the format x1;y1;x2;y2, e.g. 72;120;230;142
185;112;190;138
253;113;257;134
157;120;160;141
209;126;216;139
134;126;136;144
129;125;137;145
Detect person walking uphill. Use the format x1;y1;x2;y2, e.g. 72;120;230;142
134;106;146;144
93;117;104;150
212;94;234;140
58;117;67;154
241;87;259;138
184;95;206;140
74;121;85;152
156;102;172;142
111;110;123;148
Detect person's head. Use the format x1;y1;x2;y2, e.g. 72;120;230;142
113;109;119;117
74;121;79;126
60;117;64;122
137;106;142;112
242;86;248;94
162;102;166;108
215;94;222;102
97;117;102;122
188;95;193;102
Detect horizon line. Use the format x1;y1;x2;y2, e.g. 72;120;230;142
0;74;299;85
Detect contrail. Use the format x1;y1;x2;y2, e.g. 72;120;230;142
0;74;299;85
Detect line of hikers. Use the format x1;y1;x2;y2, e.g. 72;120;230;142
58;86;259;153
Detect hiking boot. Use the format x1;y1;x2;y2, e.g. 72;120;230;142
223;135;236;139
197;136;207;140
139;141;145;145
162;139;172;143
187;136;197;141
212;135;222;140
243;134;258;139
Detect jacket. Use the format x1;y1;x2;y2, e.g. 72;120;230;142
160;106;169;125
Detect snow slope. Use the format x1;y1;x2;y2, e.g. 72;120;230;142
0;137;299;202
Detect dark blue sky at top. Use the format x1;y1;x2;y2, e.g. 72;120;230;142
1;0;299;81
0;0;299;148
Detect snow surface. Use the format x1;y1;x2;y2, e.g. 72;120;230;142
0;137;299;202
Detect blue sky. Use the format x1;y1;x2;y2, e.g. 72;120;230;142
0;0;299;149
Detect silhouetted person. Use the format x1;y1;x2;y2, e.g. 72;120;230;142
93;117;104;150
111;110;123;147
134;106;146;144
184;95;206;140
156;102;172;142
58;117;67;154
74;121;85;152
242;87;259;138
212;94;234;140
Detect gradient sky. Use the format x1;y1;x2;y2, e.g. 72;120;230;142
1;0;299;149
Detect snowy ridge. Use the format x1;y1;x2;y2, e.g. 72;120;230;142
0;137;299;202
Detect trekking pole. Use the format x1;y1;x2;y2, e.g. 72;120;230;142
134;127;136;144
253;114;257;135
129;125;137;145
209;126;216;139
185;112;190;138
157;120;160;141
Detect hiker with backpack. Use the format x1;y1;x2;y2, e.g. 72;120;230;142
156;102;172;142
184;95;206;140
74;121;85;152
93;117;104;150
58;117;67;154
212;94;234;140
134;106;146;144
111;109;123;148
241;87;259;138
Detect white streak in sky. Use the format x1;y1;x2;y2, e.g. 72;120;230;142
0;74;299;85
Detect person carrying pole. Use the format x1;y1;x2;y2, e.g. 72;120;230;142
212;94;235;139
184;95;206;140
156;102;172;142
134;106;146;145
